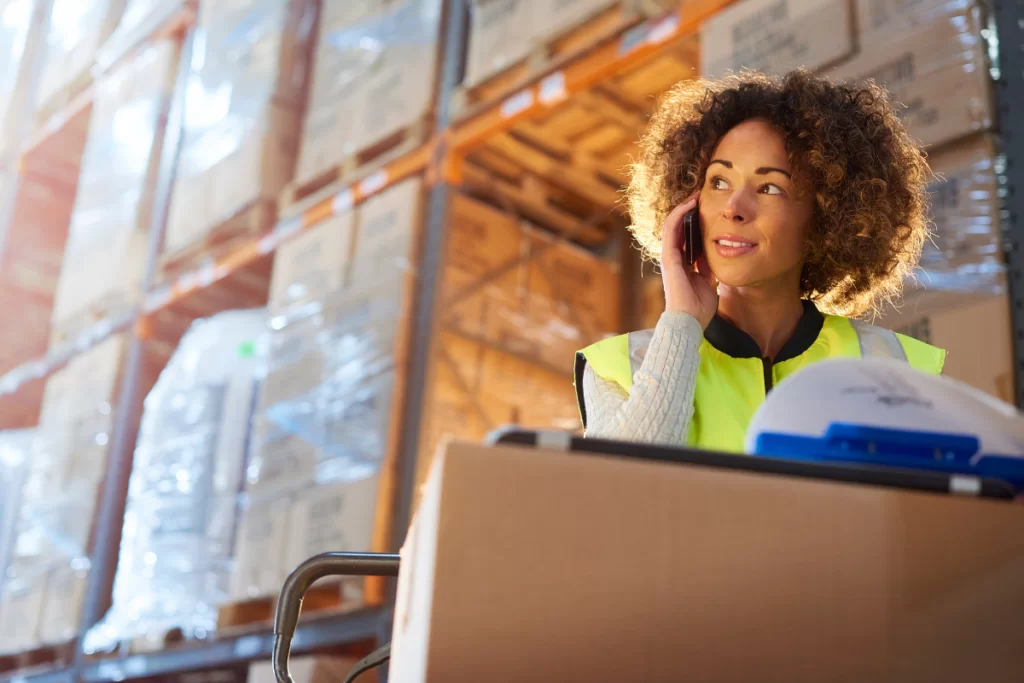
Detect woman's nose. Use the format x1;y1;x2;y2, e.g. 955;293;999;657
722;188;753;222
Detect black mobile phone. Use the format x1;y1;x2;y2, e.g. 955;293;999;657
682;207;702;266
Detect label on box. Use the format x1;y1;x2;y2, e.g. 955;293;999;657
827;8;992;148
700;0;854;77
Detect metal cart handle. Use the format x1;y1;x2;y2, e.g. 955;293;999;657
273;552;402;683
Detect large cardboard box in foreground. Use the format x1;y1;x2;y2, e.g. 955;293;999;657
877;291;1014;403
391;441;1024;682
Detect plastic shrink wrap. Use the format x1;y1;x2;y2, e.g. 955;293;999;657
95;0;188;74
0;335;125;653
916;136;1005;295
0;430;32;605
826;0;993;150
0;0;31;144
51;40;179;342
163;0;314;257
34;0;124;117
295;0;442;187
83;310;266;653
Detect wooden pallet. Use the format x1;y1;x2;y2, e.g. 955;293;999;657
216;579;364;633
157;199;277;285
280;119;432;218
453;0;672;120
0;640;75;676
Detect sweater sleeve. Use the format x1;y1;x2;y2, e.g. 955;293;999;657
581;310;703;445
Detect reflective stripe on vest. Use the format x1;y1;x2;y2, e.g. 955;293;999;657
575;313;945;453
849;319;908;362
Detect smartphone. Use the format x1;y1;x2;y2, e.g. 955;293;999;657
682;207;702;266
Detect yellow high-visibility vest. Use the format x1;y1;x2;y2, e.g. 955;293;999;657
574;301;946;453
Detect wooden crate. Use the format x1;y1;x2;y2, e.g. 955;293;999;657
456;0;678;119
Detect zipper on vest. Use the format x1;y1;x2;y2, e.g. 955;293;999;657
761;357;774;394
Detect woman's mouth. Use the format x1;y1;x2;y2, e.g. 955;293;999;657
712;237;758;257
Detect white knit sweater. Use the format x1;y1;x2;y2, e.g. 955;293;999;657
581;310;705;444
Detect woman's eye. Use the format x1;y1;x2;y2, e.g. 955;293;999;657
760;183;783;195
710;176;728;190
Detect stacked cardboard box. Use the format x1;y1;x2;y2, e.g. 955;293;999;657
876;135;1010;401
464;0;678;87
231;180;420;600
415;193;621;489
700;0;855;78
163;0;315;260
827;0;993;149
295;0;443;189
0;335;126;652
50;40;180;347
34;0;125;119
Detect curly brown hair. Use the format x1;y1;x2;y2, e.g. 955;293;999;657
628;69;932;317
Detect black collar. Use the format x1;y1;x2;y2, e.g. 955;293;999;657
704;299;824;362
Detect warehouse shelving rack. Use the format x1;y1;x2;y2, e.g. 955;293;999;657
0;0;1022;681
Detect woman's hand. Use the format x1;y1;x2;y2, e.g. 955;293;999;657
660;195;719;329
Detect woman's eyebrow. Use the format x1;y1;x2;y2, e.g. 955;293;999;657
756;166;792;178
709;159;792;179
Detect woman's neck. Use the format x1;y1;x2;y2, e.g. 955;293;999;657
717;284;806;361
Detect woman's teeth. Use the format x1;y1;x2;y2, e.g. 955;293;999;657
717;239;753;247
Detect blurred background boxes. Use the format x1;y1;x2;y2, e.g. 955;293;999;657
34;0;125;122
292;0;442;203
827;0;992;149
700;0;854;77
0;0;1018;673
49;39;180;348
162;0;315;268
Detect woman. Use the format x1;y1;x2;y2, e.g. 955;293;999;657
574;70;946;451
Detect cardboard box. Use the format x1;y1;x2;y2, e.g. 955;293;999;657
464;0;677;87
391;441;1024;682
700;0;854;77
827;2;992;149
51;40;180;343
38;566;89;645
35;0;125;117
269;209;355;312
249;656;378;683
165;102;302;255
854;0;968;43
285;475;381;571
444;194;621;368
464;0;536;87
349;177;423;286
416;332;580;493
296;0;441;185
230;495;292;599
920;135;1002;292
0;573;46;653
876;291;1013;403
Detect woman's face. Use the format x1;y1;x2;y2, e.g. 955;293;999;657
698;118;814;291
